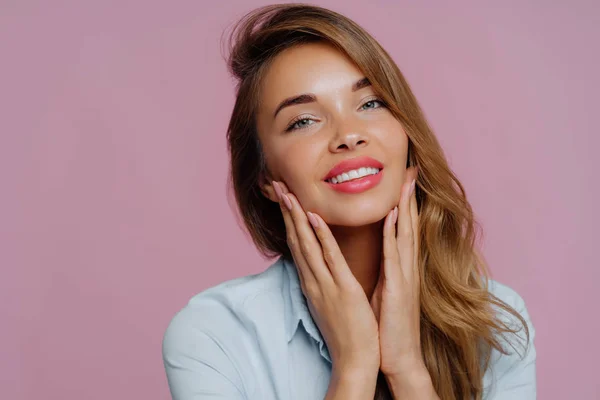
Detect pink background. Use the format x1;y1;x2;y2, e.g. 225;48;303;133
1;1;598;399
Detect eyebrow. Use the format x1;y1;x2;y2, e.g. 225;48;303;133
272;77;371;118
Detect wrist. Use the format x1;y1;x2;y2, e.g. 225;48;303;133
334;353;380;375
333;361;379;380
385;366;438;399
326;364;379;400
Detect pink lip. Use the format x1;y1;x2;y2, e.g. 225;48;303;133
324;156;384;194
326;170;384;193
324;156;384;181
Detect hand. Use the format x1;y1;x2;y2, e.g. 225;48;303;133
369;166;426;377
273;181;381;373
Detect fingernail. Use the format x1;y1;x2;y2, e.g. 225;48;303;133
307;212;319;228
273;181;283;201
282;193;292;210
409;179;416;196
393;206;398;224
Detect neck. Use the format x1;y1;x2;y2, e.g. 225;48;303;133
329;221;384;300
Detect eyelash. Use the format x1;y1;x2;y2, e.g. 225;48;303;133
284;98;387;132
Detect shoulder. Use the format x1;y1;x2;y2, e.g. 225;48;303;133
487;279;527;310
483;279;537;397
487;279;534;341
161;260;288;398
161;258;288;397
162;258;287;352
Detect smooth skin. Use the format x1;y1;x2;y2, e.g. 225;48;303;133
259;42;440;399
257;41;409;298
273;172;437;400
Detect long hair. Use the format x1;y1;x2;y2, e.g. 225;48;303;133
222;4;529;399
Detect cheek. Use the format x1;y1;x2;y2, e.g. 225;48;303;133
392;136;409;164
385;126;410;170
269;141;320;190
379;123;410;195
384;121;409;152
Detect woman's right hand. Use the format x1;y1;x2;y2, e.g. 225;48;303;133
273;181;382;373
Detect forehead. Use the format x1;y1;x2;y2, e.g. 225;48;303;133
259;42;365;107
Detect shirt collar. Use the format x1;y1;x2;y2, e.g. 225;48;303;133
281;257;331;363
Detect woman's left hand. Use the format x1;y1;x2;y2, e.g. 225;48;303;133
370;166;426;378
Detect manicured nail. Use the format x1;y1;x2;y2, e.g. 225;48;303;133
409;179;416;196
273;181;283;201
282;193;292;210
307;212;319;228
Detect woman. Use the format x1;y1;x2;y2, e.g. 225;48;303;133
162;4;536;400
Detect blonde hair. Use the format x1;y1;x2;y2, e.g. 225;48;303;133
223;4;529;399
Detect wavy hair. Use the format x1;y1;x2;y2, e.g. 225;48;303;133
222;4;529;399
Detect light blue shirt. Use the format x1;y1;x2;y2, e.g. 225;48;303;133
162;257;536;399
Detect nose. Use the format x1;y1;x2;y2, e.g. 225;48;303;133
328;127;369;153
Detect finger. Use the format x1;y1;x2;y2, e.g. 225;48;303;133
382;206;401;286
277;180;291;195
370;258;385;312
285;192;335;287
409;180;421;329
410;181;420;284
397;176;415;284
273;181;315;289
308;211;357;287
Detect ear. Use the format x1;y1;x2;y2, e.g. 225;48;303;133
413;164;420;181
261;180;279;203
258;172;279;203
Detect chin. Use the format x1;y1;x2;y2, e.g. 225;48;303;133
323;203;390;227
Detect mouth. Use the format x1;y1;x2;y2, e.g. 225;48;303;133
323;156;384;193
325;166;382;184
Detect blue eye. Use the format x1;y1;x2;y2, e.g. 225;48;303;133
284;99;386;132
285;117;315;132
361;99;384;110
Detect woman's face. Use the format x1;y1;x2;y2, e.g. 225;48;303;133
256;41;409;227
